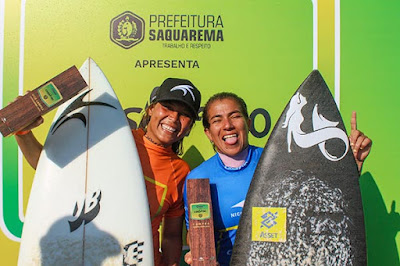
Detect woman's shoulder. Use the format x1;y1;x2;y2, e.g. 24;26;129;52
249;145;263;158
187;154;219;179
174;155;191;169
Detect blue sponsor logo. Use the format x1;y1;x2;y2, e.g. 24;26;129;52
260;211;278;229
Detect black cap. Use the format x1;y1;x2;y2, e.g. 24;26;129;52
152;78;201;119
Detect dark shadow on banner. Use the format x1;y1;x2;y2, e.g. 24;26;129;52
182;145;205;171
359;171;400;266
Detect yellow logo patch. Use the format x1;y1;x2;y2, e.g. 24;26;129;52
252;207;287;242
38;82;62;107
190;203;211;220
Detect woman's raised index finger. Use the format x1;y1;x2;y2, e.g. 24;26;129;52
351;111;357;130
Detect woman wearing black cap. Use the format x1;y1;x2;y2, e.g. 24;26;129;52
15;77;202;266
131;77;201;265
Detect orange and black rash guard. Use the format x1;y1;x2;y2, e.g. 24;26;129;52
132;128;190;265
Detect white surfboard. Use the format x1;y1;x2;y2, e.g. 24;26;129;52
18;58;154;265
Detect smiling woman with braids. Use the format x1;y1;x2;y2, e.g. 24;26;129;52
132;78;201;265
15;78;202;266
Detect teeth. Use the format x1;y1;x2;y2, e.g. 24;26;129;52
162;124;176;133
223;134;237;140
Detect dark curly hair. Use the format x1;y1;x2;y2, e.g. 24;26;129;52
202;92;249;129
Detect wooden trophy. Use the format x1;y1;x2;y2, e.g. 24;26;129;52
0;66;87;137
187;178;217;266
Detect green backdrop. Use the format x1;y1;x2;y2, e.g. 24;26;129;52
1;0;399;264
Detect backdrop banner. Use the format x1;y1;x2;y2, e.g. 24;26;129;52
1;0;399;265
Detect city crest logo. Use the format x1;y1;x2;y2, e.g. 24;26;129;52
110;11;145;49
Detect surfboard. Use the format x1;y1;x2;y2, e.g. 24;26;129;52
18;58;154;265
230;70;366;265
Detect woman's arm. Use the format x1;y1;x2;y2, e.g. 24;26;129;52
161;216;184;266
14;116;44;169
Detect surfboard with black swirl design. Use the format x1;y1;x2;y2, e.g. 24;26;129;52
230;70;366;265
18;58;154;265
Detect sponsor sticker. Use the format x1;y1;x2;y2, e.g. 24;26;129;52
252;207;286;242
190;203;210;220
123;240;144;265
38;82;62;107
